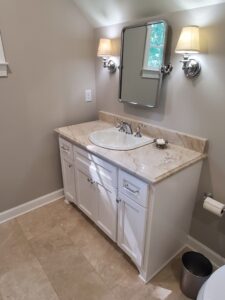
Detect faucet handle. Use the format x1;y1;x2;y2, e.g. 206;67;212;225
115;119;122;128
134;124;142;137
116;120;126;132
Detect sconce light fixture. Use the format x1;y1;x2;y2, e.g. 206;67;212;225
175;26;201;78
97;38;117;73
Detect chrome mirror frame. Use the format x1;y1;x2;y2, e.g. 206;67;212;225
118;20;171;108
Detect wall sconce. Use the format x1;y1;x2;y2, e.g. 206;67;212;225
175;26;201;79
97;38;117;73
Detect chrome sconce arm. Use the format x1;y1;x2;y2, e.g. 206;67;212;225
180;55;201;79
161;64;173;75
102;57;117;73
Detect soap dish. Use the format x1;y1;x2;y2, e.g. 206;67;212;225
154;138;168;149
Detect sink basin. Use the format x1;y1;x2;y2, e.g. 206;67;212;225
89;127;154;150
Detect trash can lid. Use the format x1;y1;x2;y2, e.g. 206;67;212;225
203;265;225;299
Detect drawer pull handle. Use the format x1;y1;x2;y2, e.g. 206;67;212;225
87;178;95;184
124;183;139;194
116;199;121;204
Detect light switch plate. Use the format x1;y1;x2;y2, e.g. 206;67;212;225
85;89;92;102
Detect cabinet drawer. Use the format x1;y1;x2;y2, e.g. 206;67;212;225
74;147;117;190
59;137;73;161
118;170;149;207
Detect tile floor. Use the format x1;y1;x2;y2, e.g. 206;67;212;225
0;199;189;300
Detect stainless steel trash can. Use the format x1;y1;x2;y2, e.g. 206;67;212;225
180;251;213;299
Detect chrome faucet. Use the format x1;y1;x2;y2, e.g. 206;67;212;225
117;121;133;134
123;122;133;134
116;120;125;132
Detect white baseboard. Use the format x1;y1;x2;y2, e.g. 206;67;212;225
0;189;64;224
187;235;225;268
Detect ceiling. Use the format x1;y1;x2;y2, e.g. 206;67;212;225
73;0;225;27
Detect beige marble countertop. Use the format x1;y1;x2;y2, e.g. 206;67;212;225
55;120;206;184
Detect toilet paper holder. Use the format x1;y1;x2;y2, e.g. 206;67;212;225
203;192;213;199
203;192;225;214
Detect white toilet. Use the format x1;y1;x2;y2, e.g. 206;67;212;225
197;265;225;299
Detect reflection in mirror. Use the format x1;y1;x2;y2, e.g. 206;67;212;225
142;22;166;79
119;20;171;108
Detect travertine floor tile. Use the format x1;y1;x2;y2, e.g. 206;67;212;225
129;283;173;300
17;199;76;240
81;232;139;288
32;246;110;300
0;220;35;276
166;292;190;300
29;226;75;259
0;199;190;300
65;271;112;300
0;258;59;300
60;213;100;249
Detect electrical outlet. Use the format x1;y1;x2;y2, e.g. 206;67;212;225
85;89;92;102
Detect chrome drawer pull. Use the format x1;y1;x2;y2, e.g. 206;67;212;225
124;183;139;194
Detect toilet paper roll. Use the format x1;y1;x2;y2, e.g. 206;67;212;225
203;197;225;217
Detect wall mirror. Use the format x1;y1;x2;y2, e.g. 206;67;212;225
119;20;171;108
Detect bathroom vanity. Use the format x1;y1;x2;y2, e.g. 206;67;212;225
55;111;207;283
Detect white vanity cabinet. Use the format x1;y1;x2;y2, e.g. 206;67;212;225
117;170;148;267
95;184;117;241
117;193;147;267
58;136;203;283
59;137;76;204
74;146;118;241
75;167;97;221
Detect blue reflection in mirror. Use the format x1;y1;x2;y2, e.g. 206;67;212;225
143;22;166;73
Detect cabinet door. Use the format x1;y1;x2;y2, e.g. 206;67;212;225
75;167;97;221
61;156;76;204
118;193;147;267
95;184;117;241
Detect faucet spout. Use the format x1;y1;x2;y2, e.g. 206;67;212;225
122;122;133;134
116;121;133;134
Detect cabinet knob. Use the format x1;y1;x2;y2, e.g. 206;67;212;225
116;199;121;203
87;178;95;184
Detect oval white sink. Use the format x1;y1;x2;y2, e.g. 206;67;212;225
89;127;154;150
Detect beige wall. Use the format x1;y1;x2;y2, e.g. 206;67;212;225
0;0;97;211
1;0;225;258
95;4;225;256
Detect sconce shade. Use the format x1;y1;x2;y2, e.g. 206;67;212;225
97;38;112;57
175;26;200;54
